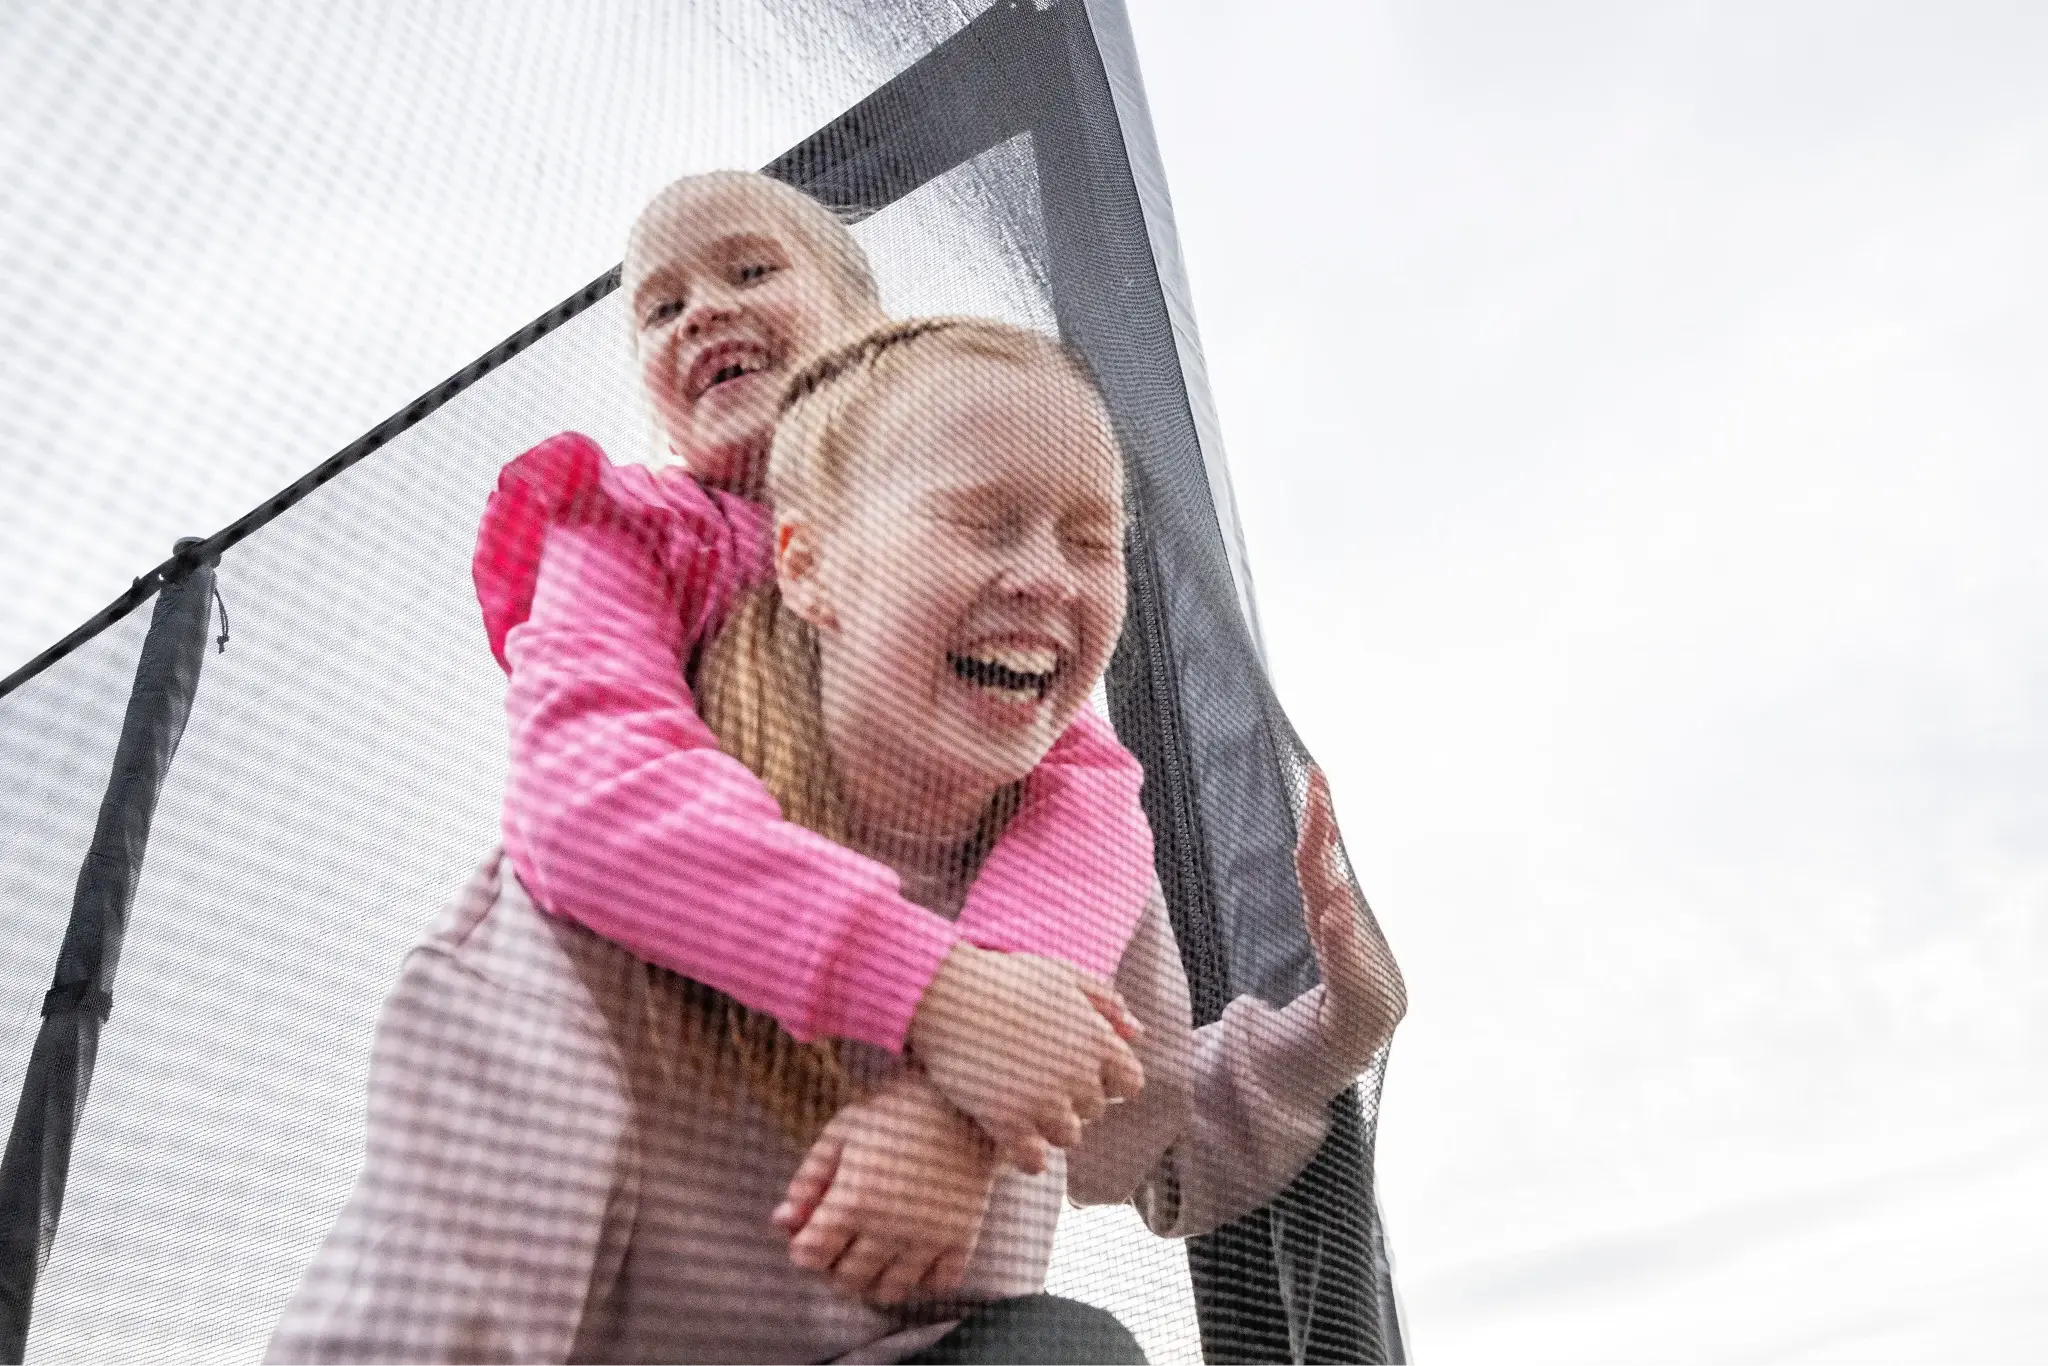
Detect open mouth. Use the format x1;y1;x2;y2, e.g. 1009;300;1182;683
947;644;1061;705
686;341;772;402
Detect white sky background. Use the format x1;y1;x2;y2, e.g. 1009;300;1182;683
1122;1;2047;1361
1;0;2043;1362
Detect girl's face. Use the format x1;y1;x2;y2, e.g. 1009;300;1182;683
626;179;879;492
782;352;1128;834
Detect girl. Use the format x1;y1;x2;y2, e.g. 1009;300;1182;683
472;171;1159;1173
267;317;1405;1364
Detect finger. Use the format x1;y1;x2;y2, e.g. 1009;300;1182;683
1072;1038;1114;1111
775;1132;845;1233
789;1208;856;1272
828;1234;896;1301
1297;774;1361;953
974;1102;1032;1152
1098;1030;1145;1102
1296;767;1340;887
869;1245;941;1307
1038;1097;1085;1150
1073;1083;1108;1125
1304;838;1363;958
1002;1132;1050;1175
921;1246;972;1297
1305;890;1344;984
1303;765;1336;840
1313;885;1361;983
1075;976;1145;1041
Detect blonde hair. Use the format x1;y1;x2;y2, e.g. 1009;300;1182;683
772;315;1103;514
658;317;1108;1148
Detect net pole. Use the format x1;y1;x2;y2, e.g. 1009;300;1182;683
0;541;217;1363
1043;3;1404;1356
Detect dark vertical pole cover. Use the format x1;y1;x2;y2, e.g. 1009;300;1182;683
0;544;215;1363
1037;3;1403;1359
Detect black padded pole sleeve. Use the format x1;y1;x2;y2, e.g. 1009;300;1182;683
0;541;215;1363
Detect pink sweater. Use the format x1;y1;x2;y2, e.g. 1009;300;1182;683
473;433;1156;1053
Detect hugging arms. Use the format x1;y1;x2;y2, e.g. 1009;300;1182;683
479;171;1160;1177
779;764;1404;1308
267;175;1404;1365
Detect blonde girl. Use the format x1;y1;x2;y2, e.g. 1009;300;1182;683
471;172;1158;1173
268;317;1404;1364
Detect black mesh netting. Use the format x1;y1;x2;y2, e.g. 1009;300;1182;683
0;1;1400;1361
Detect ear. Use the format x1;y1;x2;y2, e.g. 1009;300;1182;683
776;519;837;630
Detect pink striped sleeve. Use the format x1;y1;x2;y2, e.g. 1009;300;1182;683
953;706;1155;981
477;435;958;1051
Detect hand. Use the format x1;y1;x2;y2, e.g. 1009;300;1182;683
1297;766;1406;1061
772;1073;1001;1306
908;944;1145;1174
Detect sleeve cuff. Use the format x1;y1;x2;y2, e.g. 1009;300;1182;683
1234;987;1377;1115
809;889;961;1054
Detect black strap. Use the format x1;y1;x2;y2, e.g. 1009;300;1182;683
39;983;112;1023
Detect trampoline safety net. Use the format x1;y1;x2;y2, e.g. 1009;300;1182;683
0;2;1403;1362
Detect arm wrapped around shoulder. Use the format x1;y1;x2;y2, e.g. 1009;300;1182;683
477;433;963;1054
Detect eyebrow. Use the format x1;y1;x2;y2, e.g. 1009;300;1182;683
630;266;687;314
921;485;1018;519
629;231;795;312
923;483;1124;527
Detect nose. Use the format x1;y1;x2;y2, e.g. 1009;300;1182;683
680;283;739;340
998;524;1080;604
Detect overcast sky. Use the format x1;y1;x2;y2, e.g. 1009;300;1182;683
2;1;2043;1362
1122;2;2046;1359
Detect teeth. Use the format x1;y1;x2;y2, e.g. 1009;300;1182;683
948;650;1059;702
984;645;1057;675
699;351;765;394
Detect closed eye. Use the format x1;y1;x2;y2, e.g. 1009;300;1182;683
644;297;685;327
735;262;775;285
945;512;1021;544
1063;516;1125;554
